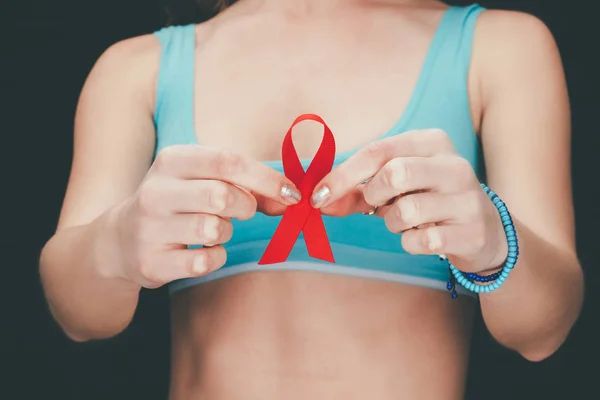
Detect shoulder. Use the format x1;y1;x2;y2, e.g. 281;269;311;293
475;9;559;62
471;9;563;97
81;33;164;113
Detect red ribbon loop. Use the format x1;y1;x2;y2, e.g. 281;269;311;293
258;114;336;265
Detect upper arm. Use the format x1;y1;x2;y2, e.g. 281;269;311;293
57;34;162;230
473;10;575;254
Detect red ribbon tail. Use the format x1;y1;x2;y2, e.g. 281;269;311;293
258;204;306;265
303;208;335;263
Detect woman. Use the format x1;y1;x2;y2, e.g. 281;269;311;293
40;0;583;398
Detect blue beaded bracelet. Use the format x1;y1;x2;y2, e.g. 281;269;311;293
443;183;519;298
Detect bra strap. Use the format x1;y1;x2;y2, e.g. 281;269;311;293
153;24;197;155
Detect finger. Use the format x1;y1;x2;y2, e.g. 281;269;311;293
320;187;373;217
154;213;233;246
311;129;456;208
255;190;372;217
400;224;483;259
153;145;302;205
363;157;476;206
318;187;399;217
383;192;469;234
144;245;227;285
255;195;288;216
148;178;257;219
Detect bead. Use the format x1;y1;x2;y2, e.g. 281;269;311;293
448;183;518;295
447;282;453;290
451;292;458;299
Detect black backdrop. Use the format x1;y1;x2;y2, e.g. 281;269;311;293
3;1;598;398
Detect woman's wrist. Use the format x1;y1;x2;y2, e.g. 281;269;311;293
89;202;141;293
446;183;520;296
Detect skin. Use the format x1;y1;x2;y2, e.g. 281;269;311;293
39;0;583;399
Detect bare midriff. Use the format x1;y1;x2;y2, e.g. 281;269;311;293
169;271;475;400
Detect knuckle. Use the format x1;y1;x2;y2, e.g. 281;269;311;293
365;140;387;161
208;181;232;214
398;196;419;227
136;181;160;216
426;129;455;153
199;215;223;244
465;191;484;219
380;163;395;188
424;228;444;252
450;157;475;187
153;145;181;171
427;128;449;142
382;158;409;190
213;149;243;178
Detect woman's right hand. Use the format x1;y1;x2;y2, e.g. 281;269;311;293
103;145;301;289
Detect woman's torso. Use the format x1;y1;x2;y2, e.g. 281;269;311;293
152;1;484;398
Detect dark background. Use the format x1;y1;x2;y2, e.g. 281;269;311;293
2;0;598;398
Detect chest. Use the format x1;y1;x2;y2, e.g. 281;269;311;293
190;12;447;162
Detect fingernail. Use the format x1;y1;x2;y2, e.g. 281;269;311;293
427;229;442;252
280;184;302;204
193;254;207;274
311;186;331;208
203;217;221;243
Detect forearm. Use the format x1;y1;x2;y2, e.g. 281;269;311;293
479;218;583;361
40;208;141;342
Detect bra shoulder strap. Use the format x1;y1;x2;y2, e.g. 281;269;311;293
409;4;486;133
152;24;197;154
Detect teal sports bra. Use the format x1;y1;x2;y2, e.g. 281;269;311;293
153;4;486;296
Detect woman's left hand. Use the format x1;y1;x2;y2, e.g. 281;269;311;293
311;129;508;274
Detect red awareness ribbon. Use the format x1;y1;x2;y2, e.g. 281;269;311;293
258;114;336;265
